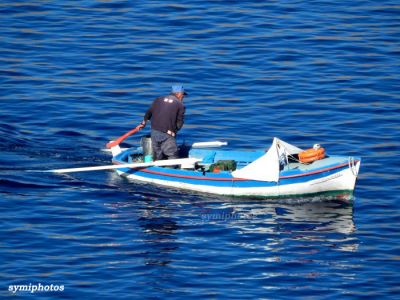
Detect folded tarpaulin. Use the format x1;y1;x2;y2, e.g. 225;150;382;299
232;138;303;182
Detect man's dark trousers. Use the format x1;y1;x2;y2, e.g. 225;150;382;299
151;129;178;160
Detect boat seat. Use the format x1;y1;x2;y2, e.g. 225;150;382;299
189;149;264;167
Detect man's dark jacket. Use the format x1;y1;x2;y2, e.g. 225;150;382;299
144;94;185;134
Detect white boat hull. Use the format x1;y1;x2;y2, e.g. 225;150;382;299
116;160;360;199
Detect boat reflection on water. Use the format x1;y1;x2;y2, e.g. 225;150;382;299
106;172;358;259
194;196;358;252
253;200;355;234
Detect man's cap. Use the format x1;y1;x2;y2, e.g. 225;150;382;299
171;85;187;95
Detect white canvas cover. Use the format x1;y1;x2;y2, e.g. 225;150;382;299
232;138;303;182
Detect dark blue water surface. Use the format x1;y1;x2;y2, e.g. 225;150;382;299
1;1;400;299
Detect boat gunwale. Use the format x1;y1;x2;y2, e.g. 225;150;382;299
112;157;359;182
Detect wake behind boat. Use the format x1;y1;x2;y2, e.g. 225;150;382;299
108;137;361;200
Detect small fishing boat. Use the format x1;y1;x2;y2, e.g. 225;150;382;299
108;137;361;200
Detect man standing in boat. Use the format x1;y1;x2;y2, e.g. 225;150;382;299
139;85;186;160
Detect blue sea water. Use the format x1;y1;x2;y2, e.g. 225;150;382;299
1;0;400;299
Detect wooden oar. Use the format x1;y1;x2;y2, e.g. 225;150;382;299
192;141;227;148
43;158;200;174
101;141;228;153
106;124;142;149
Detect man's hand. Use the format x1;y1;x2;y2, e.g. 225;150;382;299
138;120;146;129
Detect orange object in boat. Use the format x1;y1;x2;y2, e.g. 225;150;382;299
299;147;326;163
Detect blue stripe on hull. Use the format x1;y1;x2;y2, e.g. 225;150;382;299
125;167;245;187
114;163;349;188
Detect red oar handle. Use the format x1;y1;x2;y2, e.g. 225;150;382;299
106;125;142;148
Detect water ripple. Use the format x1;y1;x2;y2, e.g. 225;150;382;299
1;0;400;298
